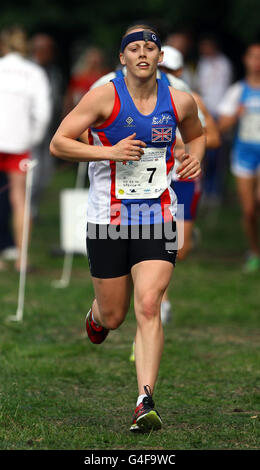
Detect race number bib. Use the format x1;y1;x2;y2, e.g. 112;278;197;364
115;147;167;199
239;113;260;143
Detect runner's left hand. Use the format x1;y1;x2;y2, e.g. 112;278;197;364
176;153;201;180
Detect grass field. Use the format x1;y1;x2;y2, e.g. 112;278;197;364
0;164;259;450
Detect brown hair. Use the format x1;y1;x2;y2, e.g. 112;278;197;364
0;26;28;56
123;23;160;39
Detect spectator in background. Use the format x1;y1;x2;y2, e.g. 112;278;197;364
0;26;51;270
196;35;233;116
29;33;65;219
63;46;109;115
195;35;233;205
165;30;197;88
218;43;260;272
0;34;16;266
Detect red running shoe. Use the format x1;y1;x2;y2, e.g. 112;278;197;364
86;309;109;344
130;385;162;432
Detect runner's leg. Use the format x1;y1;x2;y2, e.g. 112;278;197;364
132;260;173;394
177;220;193;260
91;274;132;330
236;175;260;255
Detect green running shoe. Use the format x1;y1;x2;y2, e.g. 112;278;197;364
243;254;260;273
130;385;162;433
129;341;135;362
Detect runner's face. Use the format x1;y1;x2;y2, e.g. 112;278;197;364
120;30;163;78
244;45;260;74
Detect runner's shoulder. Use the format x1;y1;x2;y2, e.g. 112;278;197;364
83;81;115;103
90;72;117;89
78;82;116;116
169;86;198;117
169;85;195;101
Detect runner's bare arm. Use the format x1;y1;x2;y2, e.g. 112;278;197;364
218;114;238;133
50;83;146;162
192;92;221;149
171;88;206;179
79;129;89;144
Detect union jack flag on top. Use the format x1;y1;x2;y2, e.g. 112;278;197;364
151;127;173;143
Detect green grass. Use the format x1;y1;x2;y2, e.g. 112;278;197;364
0;165;259;450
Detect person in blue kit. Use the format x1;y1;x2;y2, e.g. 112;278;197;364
80;45;203;330
218;43;260;272
50;24;206;432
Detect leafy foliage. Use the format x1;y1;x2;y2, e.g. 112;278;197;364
0;0;259;49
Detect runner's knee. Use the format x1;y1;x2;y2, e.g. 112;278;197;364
99;306;127;330
136;292;160;321
242;206;256;221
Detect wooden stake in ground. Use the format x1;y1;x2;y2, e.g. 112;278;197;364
8;159;38;322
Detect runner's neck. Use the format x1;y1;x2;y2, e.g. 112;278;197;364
246;73;260;88
124;75;158;115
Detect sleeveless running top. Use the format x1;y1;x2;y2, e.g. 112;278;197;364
159;71;171;86
236;80;260;148
87;76;178;225
115;69;124;79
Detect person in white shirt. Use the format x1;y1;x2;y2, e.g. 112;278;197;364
0;27;51;270
196;36;233;117
195;35;232;205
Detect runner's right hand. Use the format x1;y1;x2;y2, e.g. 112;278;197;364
109;133;146;162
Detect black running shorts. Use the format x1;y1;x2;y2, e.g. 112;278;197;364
86;222;177;278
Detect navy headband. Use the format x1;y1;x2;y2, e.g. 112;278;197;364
121;30;161;52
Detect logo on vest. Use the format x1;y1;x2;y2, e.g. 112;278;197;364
152;127;172;142
124;116;135;127
152;114;173;125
